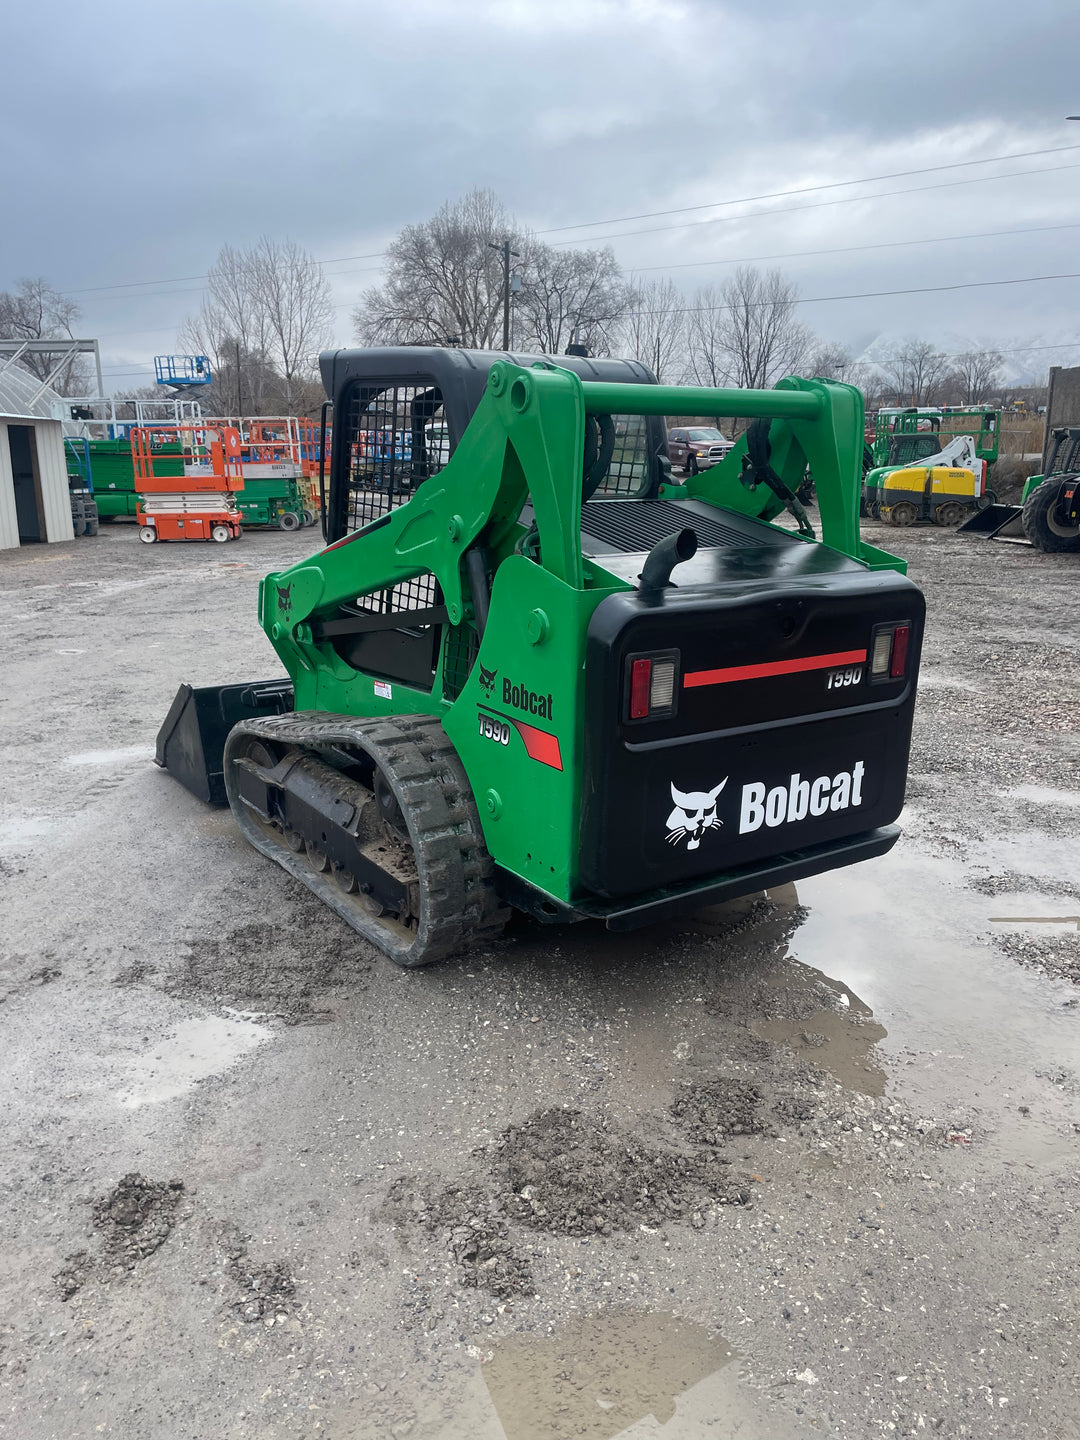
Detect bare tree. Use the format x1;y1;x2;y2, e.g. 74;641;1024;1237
354;190;520;348
353;190;633;355
686;267;814;396
0;277;90;394
685;283;730;388
950;348;1004;404
879;338;951;406
619;277;687;380
809;341;853;380
180;239;332;414
253;238;334;410
718;267;815;390
516;242;631;356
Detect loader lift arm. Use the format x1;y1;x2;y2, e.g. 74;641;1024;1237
262;364;905;709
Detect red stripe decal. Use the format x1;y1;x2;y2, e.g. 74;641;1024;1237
511;718;563;770
684;648;868;689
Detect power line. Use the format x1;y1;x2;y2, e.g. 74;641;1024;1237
636;270;1080;319
628;221;1080;273
76;218;1080;340
66;250;386;297
868;340;1080;365
78;263;384;307
536;142;1080;235
554;162;1080;247
56;142;1080;298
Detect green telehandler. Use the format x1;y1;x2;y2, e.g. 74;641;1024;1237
157;347;924;967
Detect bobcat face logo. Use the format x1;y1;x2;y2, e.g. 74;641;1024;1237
666;779;727;850
478;663;497;696
275;582;293;614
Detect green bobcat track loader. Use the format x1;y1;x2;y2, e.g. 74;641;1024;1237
157;347;924;967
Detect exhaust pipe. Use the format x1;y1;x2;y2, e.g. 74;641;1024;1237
638;527;698;592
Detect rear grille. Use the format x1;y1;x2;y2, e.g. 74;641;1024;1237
580;499;773;555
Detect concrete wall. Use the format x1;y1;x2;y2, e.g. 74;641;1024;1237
1043;366;1080;470
0;417;74;550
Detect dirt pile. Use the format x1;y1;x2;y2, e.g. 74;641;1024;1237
56;1174;186;1299
670;1077;766;1145
229;1259;297;1323
994;929;1080;987
93;1174;185;1271
492;1107;750;1237
209;1221;299;1323
968;871;1080;900
383;1178;533;1300
168;903;371;1021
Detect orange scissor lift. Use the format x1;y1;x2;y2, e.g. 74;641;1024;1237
214;416;329;521
132;424;245;544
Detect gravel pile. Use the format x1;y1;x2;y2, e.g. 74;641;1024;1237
669;1076;767;1144
56;1174;186;1299
383;1177;534;1299
167;903;371;1022
492;1106;750;1236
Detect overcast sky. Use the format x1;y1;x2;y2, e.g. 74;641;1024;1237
3;0;1080;390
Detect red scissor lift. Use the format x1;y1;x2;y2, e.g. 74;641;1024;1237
132;424;245;544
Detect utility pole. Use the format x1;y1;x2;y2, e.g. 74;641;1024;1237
235;340;243;418
489;238;520;351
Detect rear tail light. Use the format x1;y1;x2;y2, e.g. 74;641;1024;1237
629;659;652;718
625;650;680;721
890;624;910;678
870;622;912;682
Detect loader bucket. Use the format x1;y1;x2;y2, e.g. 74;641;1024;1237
155;679;294;805
956;503;1025;539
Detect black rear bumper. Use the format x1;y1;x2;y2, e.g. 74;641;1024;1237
497;823;900;931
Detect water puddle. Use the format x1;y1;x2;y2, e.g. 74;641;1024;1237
1006;785;1080;808
66;746;155;767
0;814;54;851
115;1014;273;1108
792;846;1080;1163
753;977;888;1097
482;1310;816;1439
970;829;1070;880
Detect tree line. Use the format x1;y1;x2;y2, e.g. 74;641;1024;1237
352;189;1011;409
0;188;1024;418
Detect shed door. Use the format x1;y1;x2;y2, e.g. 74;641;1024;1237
8;425;44;542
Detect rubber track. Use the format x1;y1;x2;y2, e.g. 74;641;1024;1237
223;711;509;967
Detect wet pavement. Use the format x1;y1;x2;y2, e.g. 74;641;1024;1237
1;523;1079;1439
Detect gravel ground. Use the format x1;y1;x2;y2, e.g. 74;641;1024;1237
0;518;1078;1440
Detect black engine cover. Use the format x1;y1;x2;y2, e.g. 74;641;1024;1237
580;540;923;899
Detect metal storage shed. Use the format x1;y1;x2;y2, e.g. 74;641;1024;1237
0;365;74;550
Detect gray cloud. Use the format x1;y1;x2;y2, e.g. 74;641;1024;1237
3;0;1079;387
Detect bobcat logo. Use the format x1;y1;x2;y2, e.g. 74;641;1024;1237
478;663;498;696
666;779;727;850
275;582;293;614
